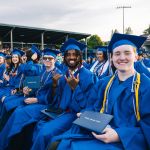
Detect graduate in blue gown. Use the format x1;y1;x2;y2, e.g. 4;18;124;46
0;49;25;115
0;49;24;101
84;56;94;70
142;58;150;68
21;45;42;77
55;52;68;75
50;33;150;150
134;60;150;78
0;52;6;86
0;47;43;129
134;48;150;78
30;38;98;150
0;48;62;150
89;46;110;79
136;48;150;68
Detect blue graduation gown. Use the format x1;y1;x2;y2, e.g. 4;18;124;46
0;64;5;86
0;64;23;99
82;61;91;69
55;61;68;75
134;61;150;78
0;64;24;116
51;73;150;150
31;67;98;150
142;58;150;68
21;61;42;76
0;67;61;120
0;62;42;118
90;60;109;79
0;68;61;150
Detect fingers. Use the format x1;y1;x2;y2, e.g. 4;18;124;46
23;86;28;90
24;98;30;104
77;74;79;80
11;90;15;95
92;132;106;141
53;74;62;81
24;98;32;104
24;98;38;104
69;71;75;79
65;75;69;81
92;128;120;143
23;87;31;95
54;74;60;78
102;127;110;133
77;113;82;118
52;71;56;76
92;132;97;137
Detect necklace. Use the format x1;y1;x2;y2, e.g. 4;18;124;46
41;68;55;86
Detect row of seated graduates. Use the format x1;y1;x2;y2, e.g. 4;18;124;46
0;36;149;150
0;39;98;150
0;45;43;131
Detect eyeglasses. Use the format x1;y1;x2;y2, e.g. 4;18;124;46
43;57;54;61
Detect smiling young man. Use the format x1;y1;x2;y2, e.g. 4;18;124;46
50;33;150;150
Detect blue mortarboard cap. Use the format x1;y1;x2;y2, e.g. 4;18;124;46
30;45;41;56
0;52;6;58
137;48;143;55
108;33;147;53
11;49;25;56
43;48;60;58
60;38;86;52
88;55;93;58
5;55;11;59
96;46;107;52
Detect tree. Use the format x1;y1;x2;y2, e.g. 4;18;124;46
143;25;150;35
111;29;119;38
87;35;104;49
125;27;133;34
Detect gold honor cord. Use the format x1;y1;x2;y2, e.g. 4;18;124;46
134;73;140;121
100;73;141;121
100;75;115;113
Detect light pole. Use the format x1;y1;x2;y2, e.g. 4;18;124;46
116;6;131;34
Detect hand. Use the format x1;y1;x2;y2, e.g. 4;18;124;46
11;72;17;76
31;53;38;60
24;97;38;104
92;127;120;143
3;73;10;81
23;86;32;96
65;73;79;90
11;89;17;95
77;112;82;118
52;73;62;87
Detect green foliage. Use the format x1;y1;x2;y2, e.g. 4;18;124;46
125;27;133;34
87;35;104;49
111;29;119;38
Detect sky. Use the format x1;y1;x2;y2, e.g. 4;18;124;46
0;0;149;41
